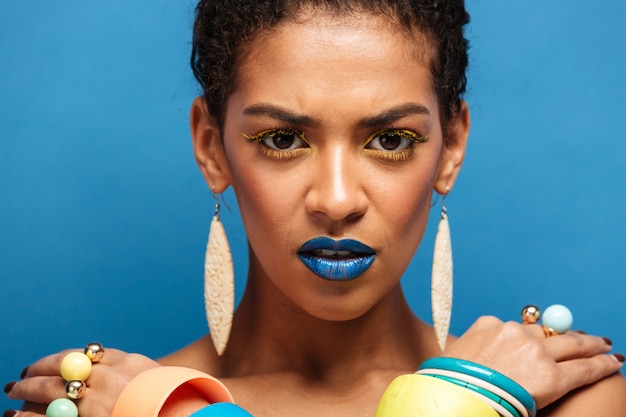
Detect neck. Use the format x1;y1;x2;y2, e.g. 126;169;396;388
221;267;437;382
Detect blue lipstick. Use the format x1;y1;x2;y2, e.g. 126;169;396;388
297;237;376;281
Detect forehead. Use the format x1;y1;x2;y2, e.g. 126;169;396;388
231;12;438;116
240;10;434;80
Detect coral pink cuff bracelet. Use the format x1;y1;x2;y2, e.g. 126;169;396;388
111;366;234;417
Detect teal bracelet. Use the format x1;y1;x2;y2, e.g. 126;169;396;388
189;402;253;416
418;368;527;417
421;373;521;417
418;357;536;417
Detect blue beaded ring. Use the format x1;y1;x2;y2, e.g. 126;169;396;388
542;304;573;335
521;304;574;337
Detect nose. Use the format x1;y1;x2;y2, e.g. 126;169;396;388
304;145;368;224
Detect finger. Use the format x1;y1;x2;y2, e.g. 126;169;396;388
521;323;546;338
23;349;80;378
543;332;613;362
21;400;47;414
0;402;45;416
558;354;624;388
6;376;65;404
24;347;125;379
8;410;46;417
535;354;625;408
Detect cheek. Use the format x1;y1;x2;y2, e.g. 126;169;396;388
374;161;439;250
392;179;434;243
374;154;438;214
227;155;302;240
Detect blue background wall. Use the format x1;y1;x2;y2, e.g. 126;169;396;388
1;1;625;412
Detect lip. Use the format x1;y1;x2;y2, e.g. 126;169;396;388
297;237;376;281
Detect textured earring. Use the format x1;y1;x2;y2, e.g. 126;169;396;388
204;200;234;356
431;191;453;352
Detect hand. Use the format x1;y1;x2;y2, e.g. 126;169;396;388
5;347;160;417
445;316;623;409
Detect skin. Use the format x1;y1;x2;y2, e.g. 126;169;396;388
7;10;626;417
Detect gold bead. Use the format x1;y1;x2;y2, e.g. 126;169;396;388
66;379;86;400
521;305;541;324
84;342;105;363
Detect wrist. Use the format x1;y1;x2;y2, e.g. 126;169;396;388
111;366;233;417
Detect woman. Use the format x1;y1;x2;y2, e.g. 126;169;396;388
5;0;626;416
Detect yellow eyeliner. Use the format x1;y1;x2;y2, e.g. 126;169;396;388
364;128;428;162
243;128;307;143
364;128;428;146
243;128;309;160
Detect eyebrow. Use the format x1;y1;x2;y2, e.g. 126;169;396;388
358;103;431;128
242;102;431;128
243;104;319;127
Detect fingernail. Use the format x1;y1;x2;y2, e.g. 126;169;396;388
603;337;613;346
574;330;587;335
3;410;17;417
20;366;29;379
614;353;625;363
3;382;16;394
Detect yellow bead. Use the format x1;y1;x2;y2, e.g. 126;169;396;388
60;352;92;381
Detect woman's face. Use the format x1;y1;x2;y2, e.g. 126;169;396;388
194;12;468;321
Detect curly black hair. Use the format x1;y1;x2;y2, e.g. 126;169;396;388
191;0;469;136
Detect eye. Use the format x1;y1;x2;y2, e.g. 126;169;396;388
243;128;310;160
245;128;308;151
365;129;427;152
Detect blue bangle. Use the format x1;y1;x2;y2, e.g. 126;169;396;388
421;373;521;417
419;357;536;417
190;402;254;416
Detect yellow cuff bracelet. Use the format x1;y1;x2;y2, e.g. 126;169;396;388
374;374;499;417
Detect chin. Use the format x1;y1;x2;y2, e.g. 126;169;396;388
300;290;381;323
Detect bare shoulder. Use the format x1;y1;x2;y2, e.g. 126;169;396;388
156;335;217;373
540;372;626;417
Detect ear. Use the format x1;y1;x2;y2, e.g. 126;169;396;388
190;97;232;193
434;100;470;195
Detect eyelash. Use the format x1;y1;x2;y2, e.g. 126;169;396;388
364;128;429;162
243;127;428;161
244;128;309;160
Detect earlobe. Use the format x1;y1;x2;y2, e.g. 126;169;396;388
434;101;470;195
190;97;232;193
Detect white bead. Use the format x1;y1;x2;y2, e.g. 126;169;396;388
542;304;573;334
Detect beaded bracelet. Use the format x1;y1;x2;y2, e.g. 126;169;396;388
418;357;536;417
46;343;105;417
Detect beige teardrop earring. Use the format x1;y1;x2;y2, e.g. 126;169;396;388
204;195;234;356
431;188;453;352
